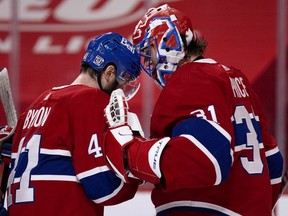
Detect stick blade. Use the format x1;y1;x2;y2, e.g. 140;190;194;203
0;68;17;127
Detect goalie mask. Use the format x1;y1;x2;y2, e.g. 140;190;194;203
132;4;194;88
82;32;141;99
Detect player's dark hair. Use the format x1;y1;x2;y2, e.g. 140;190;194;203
80;62;95;75
80;62;118;93
181;32;207;58
80;62;117;76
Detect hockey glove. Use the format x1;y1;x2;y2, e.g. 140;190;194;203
104;89;171;184
0;126;13;203
126;136;170;184
0;126;14;144
104;89;144;135
104;89;135;182
0;126;14;159
105;89;129;128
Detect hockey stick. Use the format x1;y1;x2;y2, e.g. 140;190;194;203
0;67;17;204
0;68;17;128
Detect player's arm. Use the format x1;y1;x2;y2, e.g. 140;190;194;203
158;116;232;191
104;89;170;184
104;89;233;189
69;89;140;206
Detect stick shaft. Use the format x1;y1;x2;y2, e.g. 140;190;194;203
0;68;17;127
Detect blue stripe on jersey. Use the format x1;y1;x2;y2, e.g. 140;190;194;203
14;152;75;178
11;150;121;201
80;170;122;200
251;118;262;143
232;116;262;147
266;151;283;180
33;154;75;175
171;117;232;182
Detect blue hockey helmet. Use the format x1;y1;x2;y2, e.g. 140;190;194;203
82;32;141;99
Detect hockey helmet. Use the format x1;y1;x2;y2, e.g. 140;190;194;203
132;4;194;88
82;32;141;99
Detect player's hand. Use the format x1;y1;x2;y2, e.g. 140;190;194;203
0;125;15;143
0;125;13;164
104;89;144;136
0;125;14;161
105;89;129;128
104;89;134;183
104;89;147;183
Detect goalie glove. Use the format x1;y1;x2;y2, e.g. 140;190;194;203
104;129;170;184
104;126;133;183
104;89;144;136
127;112;144;137
105;89;128;128
104;89;139;182
126;136;170;184
105;89;164;183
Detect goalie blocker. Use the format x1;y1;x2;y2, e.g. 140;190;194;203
104;89;170;184
105;127;170;184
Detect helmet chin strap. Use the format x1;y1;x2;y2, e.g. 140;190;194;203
106;79;119;95
97;72;104;92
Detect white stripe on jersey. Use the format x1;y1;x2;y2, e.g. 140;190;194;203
13;174;79;183
265;146;280;157
234;143;264;152
180;134;222;185
40;148;71;156
77;165;110;180
156;200;241;216
271;176;282;185
11;148;72;158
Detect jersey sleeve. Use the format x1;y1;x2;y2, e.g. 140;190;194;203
150;63;234;191
67;89;139;205
250;89;283;206
159;119;233;191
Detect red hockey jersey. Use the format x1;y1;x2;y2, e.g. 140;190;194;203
6;85;139;215
150;59;283;216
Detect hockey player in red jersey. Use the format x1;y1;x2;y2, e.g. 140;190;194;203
5;32;141;215
103;4;284;216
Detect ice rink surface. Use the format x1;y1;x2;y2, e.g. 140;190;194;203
105;190;288;216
